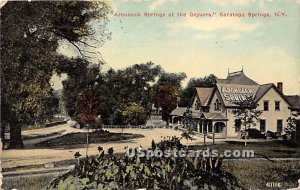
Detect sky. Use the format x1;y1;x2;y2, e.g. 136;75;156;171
55;0;300;95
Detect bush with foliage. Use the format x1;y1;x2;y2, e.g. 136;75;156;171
46;140;244;190
241;128;265;139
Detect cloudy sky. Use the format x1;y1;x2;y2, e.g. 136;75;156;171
57;0;300;95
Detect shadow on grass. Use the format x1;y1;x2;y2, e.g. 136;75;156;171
29;130;144;150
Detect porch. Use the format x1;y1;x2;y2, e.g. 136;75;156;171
197;112;228;139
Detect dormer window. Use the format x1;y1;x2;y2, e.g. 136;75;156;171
214;99;222;111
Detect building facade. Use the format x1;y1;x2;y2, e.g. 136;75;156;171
175;70;298;139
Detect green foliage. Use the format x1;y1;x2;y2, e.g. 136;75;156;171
153;72;187;123
99;62;162;124
181;130;196;143
285;112;298;143
58;58;103;120
47;140;244;190
154;136;184;150
1;1;111;148
182;107;197;129
122;102;148;125
232;96;262;130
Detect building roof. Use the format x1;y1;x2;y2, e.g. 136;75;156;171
215;83;259;107
195;87;214;106
201;113;227;121
285;95;300;110
217;70;258;85
170;107;187;116
191;70;294;110
254;83;273;102
254;83;291;106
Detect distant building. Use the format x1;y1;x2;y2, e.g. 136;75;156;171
170;106;188;125
285;95;300;114
145;104;166;127
285;95;300;144
171;69;299;139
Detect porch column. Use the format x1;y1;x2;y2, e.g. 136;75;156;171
225;121;227;138
212;121;215;145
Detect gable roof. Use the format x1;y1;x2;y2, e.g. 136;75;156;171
217;70;258;85
285;95;300;110
194;70;292;109
254;83;273;102
195;87;214;106
254;83;291;106
170;107;187;116
215;83;259;107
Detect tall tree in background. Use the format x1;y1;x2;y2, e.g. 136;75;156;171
180;74;217;107
57;57;104;119
1;1;111;149
153;72;187;124
99;62;161;124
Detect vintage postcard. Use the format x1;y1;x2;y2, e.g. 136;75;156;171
1;0;300;189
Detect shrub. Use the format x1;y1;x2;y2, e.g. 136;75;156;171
266;130;277;139
46;141;244;190
242;128;265;139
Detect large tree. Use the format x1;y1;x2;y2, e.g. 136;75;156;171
57;57;104;119
99;62;162;124
1;1;111;148
153;72;187;123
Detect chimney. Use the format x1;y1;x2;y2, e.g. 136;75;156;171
277;82;283;93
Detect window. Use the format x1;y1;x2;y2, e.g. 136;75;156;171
275;101;280;111
260;119;266;132
277;120;283;134
263;101;269;111
195;100;200;110
214;99;222;111
235;119;241;132
214;122;225;133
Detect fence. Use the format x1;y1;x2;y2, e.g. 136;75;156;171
102;125;170;129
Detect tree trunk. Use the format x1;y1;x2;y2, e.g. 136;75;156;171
9;122;24;149
1;123;5;148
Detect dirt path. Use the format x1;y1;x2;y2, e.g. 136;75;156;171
2;125;218;169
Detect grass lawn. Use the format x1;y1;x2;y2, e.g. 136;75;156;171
4;159;299;190
3;173;57;190
35;130;144;148
222;160;300;190
23;130;66;140
189;140;300;158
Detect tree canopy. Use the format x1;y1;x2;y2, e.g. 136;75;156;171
1;1;111;148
